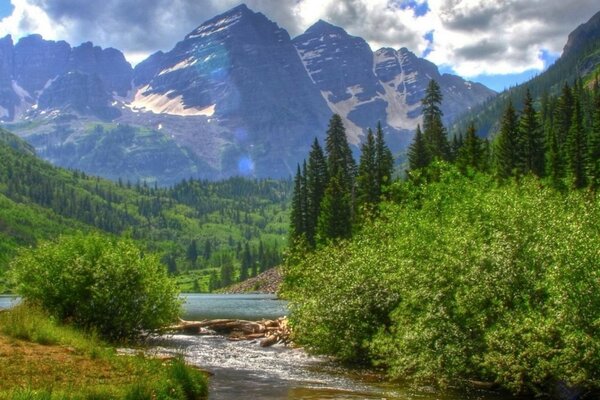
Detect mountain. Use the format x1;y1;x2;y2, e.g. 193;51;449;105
451;10;600;138
294;21;494;149
1;4;495;184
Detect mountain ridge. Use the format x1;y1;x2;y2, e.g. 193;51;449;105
1;4;494;184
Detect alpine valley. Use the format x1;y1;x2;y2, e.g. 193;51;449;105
0;4;494;185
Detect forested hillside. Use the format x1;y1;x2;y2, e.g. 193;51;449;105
0;128;291;292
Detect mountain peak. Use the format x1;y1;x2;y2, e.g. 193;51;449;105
304;19;347;36
186;3;259;40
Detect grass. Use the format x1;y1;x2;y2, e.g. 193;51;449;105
0;305;208;400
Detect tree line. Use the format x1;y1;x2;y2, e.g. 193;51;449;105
289;116;394;248
408;78;600;191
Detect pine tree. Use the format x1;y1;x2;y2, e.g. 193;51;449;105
186;239;198;267
305;138;328;247
356;129;378;211
556;82;574;149
408;125;430;171
289;164;307;242
316;174;352;244
588;78;600;189
457;122;484;171
567;82;588;189
325;114;356;191
375;122;394;195
518;89;545;176
240;242;252;281
422;80;450;160
495;100;520;179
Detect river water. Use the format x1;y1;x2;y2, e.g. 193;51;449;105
1;294;512;399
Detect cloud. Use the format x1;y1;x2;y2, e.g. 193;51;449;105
1;0;599;77
426;0;600;76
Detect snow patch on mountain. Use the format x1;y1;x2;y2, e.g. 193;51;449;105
127;85;216;117
158;58;198;76
187;13;243;39
320;87;365;145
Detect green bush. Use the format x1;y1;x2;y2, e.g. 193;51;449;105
284;163;600;395
10;233;181;341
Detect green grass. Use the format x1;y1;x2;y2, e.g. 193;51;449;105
0;305;208;399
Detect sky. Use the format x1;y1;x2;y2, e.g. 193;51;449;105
0;0;599;92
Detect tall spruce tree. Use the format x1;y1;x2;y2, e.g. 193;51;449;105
519;89;545;176
495;100;520;179
408;125;430;171
289;164;307;242
356;129;378;211
556;83;574;149
375;122;394;196
325;114;356;191
588;79;600;189
422;79;450;160
316;174;352;244
457;122;484;171
305;138;329;247
567;81;588;188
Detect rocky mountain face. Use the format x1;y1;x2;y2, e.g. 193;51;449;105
2;4;495;184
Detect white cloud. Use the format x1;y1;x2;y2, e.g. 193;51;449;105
0;0;68;41
1;0;599;76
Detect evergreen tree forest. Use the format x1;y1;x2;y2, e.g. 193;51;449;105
289;116;394;248
409;78;600;191
284;78;600;397
0;128;290;292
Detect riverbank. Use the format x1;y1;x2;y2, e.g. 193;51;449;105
0;305;208;399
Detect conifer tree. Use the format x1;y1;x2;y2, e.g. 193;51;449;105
356;129;378;210
305;138;328;247
325;114;356;191
186;239;198;266
518;89;545;176
567;82;588;188
588;79;600;189
375;122;394;195
289;164;307;242
408;125;429;171
495;100;520;179
422;80;450;160
316;174;352;244
556;83;574;148
457;122;484;171
240;242;252;281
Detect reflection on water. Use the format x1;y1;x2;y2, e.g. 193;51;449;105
181;293;287;321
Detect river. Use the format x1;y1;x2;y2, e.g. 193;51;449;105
1;294;512;399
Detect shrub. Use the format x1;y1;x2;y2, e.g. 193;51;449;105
10;233;180;340
285;163;600;395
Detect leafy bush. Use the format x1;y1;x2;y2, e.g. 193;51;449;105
10;233;180;340
284;163;600;395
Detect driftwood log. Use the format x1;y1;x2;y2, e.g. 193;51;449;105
168;317;291;347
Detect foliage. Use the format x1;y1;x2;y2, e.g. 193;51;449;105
284;163;600;395
0;127;291;291
10;233;180;340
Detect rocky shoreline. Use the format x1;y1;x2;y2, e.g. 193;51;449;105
219;267;283;295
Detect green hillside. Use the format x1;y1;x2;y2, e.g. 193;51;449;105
0;127;291;293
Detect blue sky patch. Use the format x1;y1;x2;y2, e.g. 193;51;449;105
0;0;14;19
395;0;429;17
